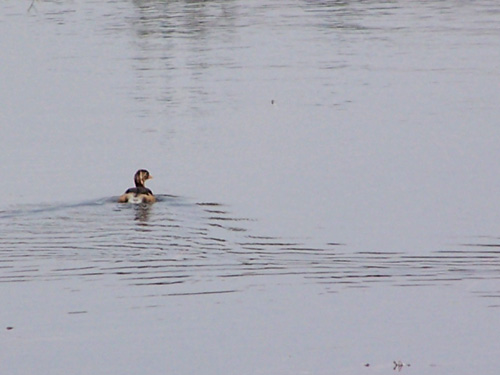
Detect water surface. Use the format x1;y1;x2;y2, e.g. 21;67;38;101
2;1;500;374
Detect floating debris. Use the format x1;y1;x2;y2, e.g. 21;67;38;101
393;360;411;371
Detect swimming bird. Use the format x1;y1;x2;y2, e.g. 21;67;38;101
118;169;156;203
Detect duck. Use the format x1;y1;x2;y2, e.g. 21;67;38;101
118;169;156;203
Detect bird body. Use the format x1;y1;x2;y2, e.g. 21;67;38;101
118;169;156;203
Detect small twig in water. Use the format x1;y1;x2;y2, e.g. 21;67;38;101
28;0;37;13
393;360;411;371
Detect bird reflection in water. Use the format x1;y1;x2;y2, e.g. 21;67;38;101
133;203;152;222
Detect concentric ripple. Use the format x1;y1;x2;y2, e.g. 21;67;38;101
1;197;500;302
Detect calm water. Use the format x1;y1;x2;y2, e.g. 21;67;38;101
2;1;500;374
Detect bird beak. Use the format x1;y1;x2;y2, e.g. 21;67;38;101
149;175;153;180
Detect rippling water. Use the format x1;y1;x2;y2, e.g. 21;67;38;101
3;198;500;301
3;1;500;374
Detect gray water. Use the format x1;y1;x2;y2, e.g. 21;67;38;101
2;1;500;374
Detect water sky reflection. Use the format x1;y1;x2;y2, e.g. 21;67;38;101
2;1;500;374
